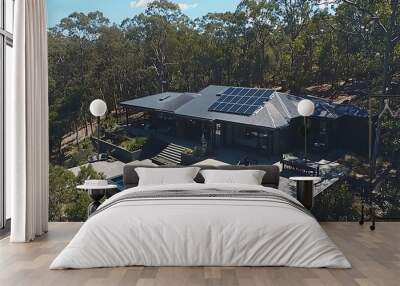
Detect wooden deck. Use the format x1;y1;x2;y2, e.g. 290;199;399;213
0;222;399;286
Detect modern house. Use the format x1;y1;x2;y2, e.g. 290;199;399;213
121;85;369;155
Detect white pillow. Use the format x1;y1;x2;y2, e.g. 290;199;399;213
135;167;201;186
200;169;266;185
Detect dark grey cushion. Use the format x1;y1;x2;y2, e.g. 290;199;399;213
123;164;280;189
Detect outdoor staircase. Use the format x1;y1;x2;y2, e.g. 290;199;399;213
152;143;187;165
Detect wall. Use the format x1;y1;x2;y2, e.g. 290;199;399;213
91;137;142;163
335;117;369;155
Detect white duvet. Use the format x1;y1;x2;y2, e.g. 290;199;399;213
50;183;351;269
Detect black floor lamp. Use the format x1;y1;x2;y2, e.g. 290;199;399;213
90;99;108;160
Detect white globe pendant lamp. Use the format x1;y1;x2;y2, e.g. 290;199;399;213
297;99;315;117
90;99;107;118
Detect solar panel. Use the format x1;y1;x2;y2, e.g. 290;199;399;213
238;96;250;104
246;97;258;105
238;88;249;96
246;89;257;96
208;102;219;110
223;87;235;95
208;87;274;116
253;89;264;97
254;98;266;105
231;88;243;95
229;104;241;113
246;105;260;114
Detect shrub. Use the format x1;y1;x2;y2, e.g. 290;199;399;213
121;137;147;152
63;138;95;168
103;115;119;132
49;164;105;222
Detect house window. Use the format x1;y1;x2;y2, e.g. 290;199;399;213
1;0;14;229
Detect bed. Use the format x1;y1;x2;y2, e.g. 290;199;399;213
50;165;351;269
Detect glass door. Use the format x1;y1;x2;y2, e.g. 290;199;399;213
0;0;3;229
0;0;14;229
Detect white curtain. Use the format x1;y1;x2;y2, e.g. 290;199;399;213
7;0;49;242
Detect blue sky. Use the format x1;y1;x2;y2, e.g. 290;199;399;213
47;0;241;27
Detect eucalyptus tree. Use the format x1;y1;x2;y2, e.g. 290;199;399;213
235;0;280;86
94;25;129;119
50;12;110;147
333;0;400;175
126;1;191;93
196;12;242;85
276;0;315;91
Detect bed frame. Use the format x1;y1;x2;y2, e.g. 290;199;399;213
123;164;281;189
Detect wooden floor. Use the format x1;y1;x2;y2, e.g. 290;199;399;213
0;222;399;286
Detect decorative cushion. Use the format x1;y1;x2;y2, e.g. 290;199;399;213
135;167;201;186
200;169;266;185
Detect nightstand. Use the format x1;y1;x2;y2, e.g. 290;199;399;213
289;177;321;210
77;184;118;216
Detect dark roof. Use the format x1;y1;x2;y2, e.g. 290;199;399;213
306;95;368;119
120;92;199;113
121;85;367;129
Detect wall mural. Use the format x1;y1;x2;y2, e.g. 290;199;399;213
45;1;400;225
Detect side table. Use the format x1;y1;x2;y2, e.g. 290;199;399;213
77;184;118;217
289;177;321;210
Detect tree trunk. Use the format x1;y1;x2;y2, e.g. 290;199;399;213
89;116;93;136
75;121;80;150
57;138;63;165
370;0;398;177
371;43;391;177
84;119;88;137
260;38;266;86
113;90;119;122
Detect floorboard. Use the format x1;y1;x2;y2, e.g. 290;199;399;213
0;222;399;286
